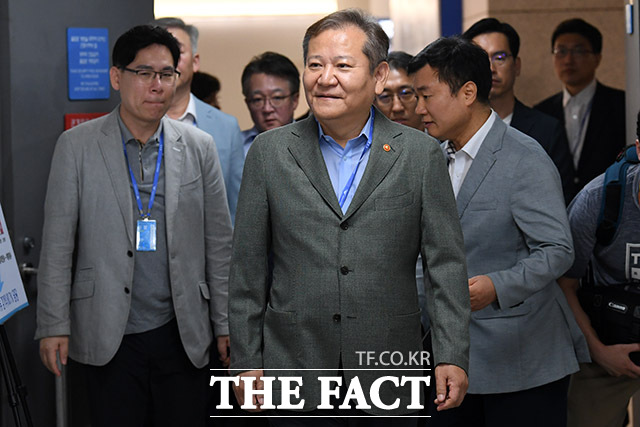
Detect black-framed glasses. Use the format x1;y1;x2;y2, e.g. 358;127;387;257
552;47;594;58
490;52;513;67
122;67;180;84
376;88;417;106
246;94;296;109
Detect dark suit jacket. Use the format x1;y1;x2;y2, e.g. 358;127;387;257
534;81;626;195
511;98;576;203
229;109;470;414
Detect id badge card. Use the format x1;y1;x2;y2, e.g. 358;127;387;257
136;219;157;251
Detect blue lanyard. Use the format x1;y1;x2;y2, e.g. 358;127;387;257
338;112;374;208
122;132;164;218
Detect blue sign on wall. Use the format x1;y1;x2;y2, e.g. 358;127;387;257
67;28;109;100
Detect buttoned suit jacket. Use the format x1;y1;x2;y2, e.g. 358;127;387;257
35;108;233;368
453;117;590;394
193;96;244;223
511;98;576;203
229;109;470;415
534;81;626;194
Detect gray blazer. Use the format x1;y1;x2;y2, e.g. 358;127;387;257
35;108;233;369
229;110;470;415
454;117;590;394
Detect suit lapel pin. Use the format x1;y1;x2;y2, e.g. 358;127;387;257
383;144;391;152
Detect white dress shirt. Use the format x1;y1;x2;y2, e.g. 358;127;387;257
563;79;596;169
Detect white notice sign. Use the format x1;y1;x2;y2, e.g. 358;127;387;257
0;204;28;324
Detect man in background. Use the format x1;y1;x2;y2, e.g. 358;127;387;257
535;18;625;194
240;51;299;157
152;17;244;222
462;18;575;203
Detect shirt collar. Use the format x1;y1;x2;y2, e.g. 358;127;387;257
317;107;374;152
175;93;198;124
450;110;496;160
117;107;163;145
563;78;597;108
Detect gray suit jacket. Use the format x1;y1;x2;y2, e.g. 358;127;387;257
35;108;233;368
229;109;470;414
193;96;244;223
454;116;589;394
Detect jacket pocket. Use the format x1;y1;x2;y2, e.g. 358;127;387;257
375;191;414;211
71;268;95;300
198;281;210;300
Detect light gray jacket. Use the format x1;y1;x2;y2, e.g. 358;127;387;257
453;117;589;394
35;109;233;368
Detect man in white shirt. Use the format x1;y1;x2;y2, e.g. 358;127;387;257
536;18;625;195
152;18;244;222
409;36;588;426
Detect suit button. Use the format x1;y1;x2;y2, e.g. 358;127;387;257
127;250;133;257
333;314;341;322
340;266;349;275
573;177;580;184
340;222;349;230
124;287;130;294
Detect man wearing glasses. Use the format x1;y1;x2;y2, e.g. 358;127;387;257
374;51;424;132
35;25;232;427
462;18;575;203
240;51;300;157
536;18;625;195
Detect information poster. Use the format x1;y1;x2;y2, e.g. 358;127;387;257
0;204;28;324
67;28;109;100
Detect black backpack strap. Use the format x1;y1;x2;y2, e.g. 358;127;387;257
596;146;639;246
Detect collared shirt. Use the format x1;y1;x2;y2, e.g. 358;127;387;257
241;126;260;158
175;93;198;125
318;110;374;214
563;79;597;169
502;112;513;126
117;112;174;335
446;110;497;198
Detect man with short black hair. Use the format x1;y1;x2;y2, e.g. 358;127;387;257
535;18;625;194
374;51;424;132
409;36;589;426
240;51;300;157
558;113;640;427
36;25;232;426
462;18;575;203
152;17;244;222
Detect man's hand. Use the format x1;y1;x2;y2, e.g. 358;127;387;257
434;364;468;411
39;336;69;377
217;335;230;368
468;275;497;311
232;369;264;412
592;343;640;378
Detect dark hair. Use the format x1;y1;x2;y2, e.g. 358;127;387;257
112;25;180;69
387;51;413;73
151;17;199;53
408;36;491;105
461;18;520;57
303;8;389;74
192;71;221;103
636;110;640;141
551;18;602;54
241;52;300;97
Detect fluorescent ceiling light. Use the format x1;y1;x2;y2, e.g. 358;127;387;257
155;0;338;17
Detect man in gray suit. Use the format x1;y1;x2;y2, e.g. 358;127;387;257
152;17;244;223
229;9;470;422
35;25;233;427
409;37;589;426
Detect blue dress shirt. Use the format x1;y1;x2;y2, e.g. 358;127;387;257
318;109;374;213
